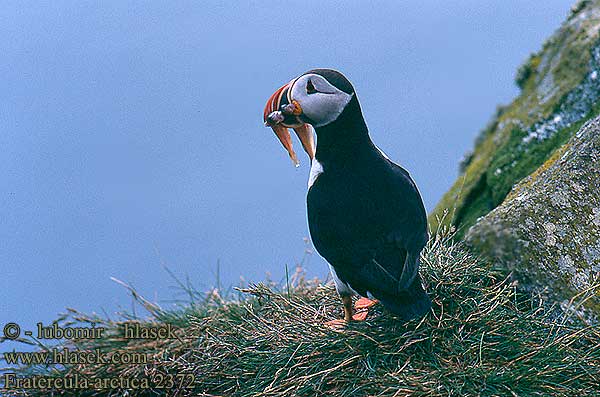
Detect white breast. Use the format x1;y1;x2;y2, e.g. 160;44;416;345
308;158;324;188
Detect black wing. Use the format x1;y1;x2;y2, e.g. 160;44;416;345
307;156;428;301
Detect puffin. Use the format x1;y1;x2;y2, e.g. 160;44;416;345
263;69;430;327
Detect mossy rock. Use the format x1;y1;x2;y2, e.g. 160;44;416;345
465;116;600;318
430;0;600;236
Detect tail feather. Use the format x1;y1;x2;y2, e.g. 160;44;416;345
397;252;420;291
379;275;431;321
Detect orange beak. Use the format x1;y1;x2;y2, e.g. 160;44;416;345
263;80;315;167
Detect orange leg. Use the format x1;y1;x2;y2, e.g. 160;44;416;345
325;295;353;329
343;295;353;322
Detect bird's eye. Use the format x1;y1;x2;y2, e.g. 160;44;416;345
306;79;318;95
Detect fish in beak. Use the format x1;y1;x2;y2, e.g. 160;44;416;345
263;79;315;167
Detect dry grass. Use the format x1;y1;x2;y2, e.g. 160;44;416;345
3;232;600;396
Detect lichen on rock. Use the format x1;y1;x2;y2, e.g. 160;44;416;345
431;0;600;236
525;43;600;143
465;116;600;317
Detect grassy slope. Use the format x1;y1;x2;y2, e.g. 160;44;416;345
3;232;599;396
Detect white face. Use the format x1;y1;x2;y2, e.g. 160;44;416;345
289;73;353;127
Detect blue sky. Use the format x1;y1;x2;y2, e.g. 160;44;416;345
1;1;572;333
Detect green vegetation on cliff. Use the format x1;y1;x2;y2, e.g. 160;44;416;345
431;0;600;235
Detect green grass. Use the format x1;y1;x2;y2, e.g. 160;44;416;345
2;232;599;396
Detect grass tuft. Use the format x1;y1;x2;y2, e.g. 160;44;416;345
3;232;599;396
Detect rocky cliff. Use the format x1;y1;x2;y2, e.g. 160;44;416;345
466;116;600;316
431;0;600;234
431;0;600;316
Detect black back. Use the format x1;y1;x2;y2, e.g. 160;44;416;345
306;75;429;310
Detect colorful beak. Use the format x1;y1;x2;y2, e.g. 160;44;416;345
263;80;315;166
263;82;292;126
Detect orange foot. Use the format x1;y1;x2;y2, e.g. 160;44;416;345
351;311;368;321
354;297;379;310
352;298;379;322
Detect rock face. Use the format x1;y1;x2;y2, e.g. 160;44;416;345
431;0;600;235
430;0;600;315
465;117;600;315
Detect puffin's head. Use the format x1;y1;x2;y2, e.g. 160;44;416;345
263;69;355;166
